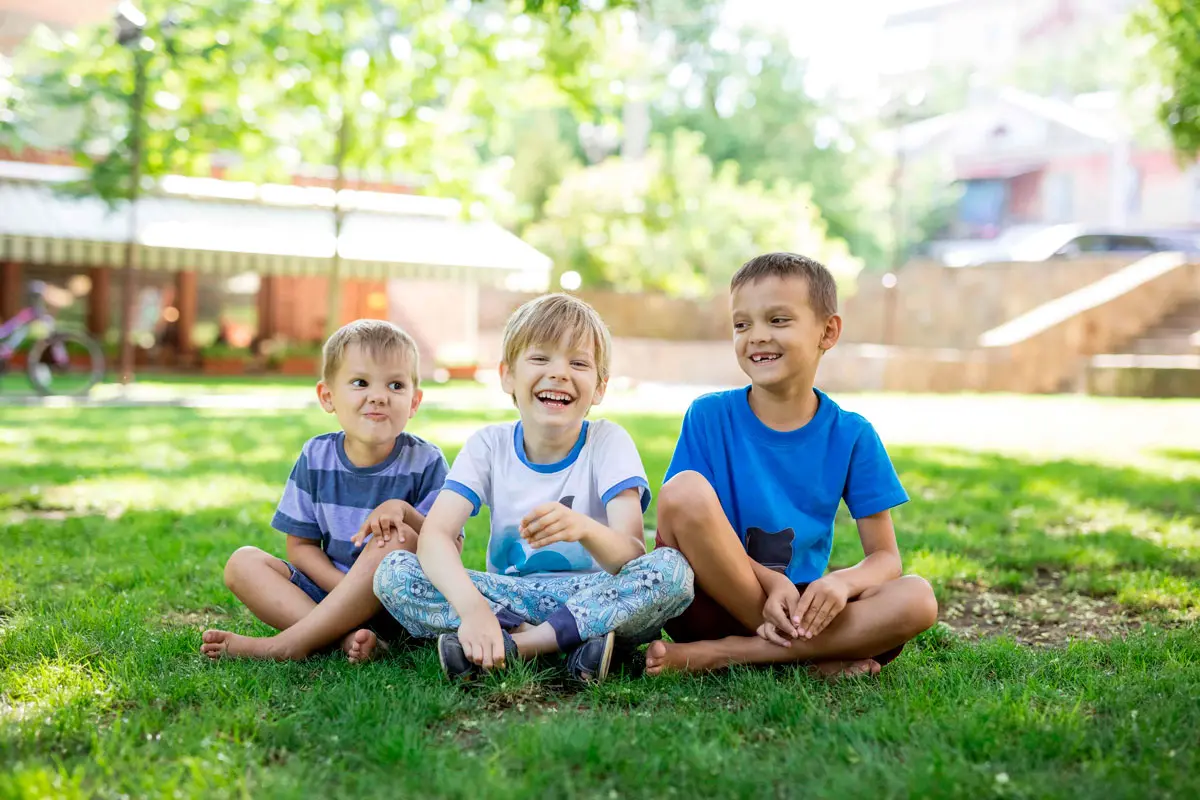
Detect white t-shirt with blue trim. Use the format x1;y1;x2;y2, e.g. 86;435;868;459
444;419;650;576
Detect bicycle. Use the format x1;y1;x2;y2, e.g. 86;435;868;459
0;281;106;396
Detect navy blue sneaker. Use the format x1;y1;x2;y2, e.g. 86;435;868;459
566;631;616;684
437;630;519;681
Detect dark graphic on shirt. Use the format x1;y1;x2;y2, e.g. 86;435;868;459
745;526;795;573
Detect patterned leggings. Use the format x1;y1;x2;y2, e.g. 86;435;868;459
373;547;695;651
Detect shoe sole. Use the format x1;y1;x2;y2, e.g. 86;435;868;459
595;631;616;683
436;633;454;680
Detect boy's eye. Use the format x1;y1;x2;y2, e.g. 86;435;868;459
388;381;405;391
529;355;548;363
571;360;591;369
733;322;749;331
771;317;791;325
351;378;368;388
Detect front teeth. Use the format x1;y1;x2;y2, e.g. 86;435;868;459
538;391;572;402
751;354;780;363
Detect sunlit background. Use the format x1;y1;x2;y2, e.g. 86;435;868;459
0;0;1195;399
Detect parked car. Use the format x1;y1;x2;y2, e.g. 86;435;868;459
937;224;1200;267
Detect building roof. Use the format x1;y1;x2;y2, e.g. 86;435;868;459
883;87;1126;162
0;161;551;288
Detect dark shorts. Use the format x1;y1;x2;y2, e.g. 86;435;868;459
285;562;407;644
661;568;904;667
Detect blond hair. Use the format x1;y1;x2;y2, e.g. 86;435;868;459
501;293;612;383
321;319;420;386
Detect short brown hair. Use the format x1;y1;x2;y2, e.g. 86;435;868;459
321;319;420;386
730;252;838;319
501;293;612;383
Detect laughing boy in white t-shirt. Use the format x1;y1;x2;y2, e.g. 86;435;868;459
369;293;695;684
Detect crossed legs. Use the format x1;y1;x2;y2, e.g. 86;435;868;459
646;471;938;676
201;534;415;662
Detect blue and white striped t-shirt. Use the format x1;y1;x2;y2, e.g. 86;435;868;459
271;431;449;573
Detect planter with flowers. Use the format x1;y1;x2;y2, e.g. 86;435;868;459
200;344;251;376
269;342;323;377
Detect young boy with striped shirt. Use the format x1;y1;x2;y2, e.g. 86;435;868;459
200;319;447;662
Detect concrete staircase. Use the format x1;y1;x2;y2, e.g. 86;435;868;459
1086;294;1200;397
1119;298;1200;355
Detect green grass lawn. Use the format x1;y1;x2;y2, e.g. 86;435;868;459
1;390;1198;798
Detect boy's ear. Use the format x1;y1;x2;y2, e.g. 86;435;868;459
591;376;608;407
408;387;424;419
499;360;514;395
819;314;843;352
316;380;335;413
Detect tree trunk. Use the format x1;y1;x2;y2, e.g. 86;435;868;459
325;108;351;340
118;48;148;384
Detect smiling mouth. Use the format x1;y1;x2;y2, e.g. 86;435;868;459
536;390;575;409
749;353;781;364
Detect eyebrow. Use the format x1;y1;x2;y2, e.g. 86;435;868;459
345;371;410;380
733;304;798;316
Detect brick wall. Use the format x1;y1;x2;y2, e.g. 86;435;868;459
268;276;390;343
478;257;1136;349
841;256;1132;347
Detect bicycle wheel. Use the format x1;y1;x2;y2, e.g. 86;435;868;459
26;331;106;396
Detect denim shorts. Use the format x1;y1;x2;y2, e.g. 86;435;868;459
285;562;407;643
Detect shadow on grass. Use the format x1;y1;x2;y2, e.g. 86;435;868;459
3;408;1197;614
1157;448;1200;464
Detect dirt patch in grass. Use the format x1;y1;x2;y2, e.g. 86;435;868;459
159;607;230;628
1;504;125;523
940;573;1137;646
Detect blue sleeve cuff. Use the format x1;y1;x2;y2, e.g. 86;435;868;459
601;476;651;513
847;489;910;520
271;512;323;540
443;480;482;517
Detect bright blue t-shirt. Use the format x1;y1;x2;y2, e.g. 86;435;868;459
664;387;908;584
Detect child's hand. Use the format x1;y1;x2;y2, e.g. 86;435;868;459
794;574;850;639
459;607;508;670
520;502;592;549
761;581;803;644
756;621;796;648
351;500;414;548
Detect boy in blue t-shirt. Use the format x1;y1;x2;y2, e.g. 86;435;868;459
200;319;448;662
645;253;938;679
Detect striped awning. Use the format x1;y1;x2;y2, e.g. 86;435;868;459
0;164;551;288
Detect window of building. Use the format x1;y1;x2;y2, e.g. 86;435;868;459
1125;167;1142;218
1044;173;1074;223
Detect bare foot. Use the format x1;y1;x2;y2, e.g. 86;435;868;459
644;640;730;675
200;629;298;662
342;629;382;664
809;658;881;681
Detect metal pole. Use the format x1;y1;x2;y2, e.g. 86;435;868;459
118;46;147;384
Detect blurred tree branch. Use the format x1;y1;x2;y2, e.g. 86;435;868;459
1132;0;1200;159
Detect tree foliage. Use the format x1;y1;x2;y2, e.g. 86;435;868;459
2;0;626;203
525;130;853;296
1132;0;1200;159
2;1;243;202
647;10;885;264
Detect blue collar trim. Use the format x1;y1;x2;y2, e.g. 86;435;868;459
513;420;589;473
